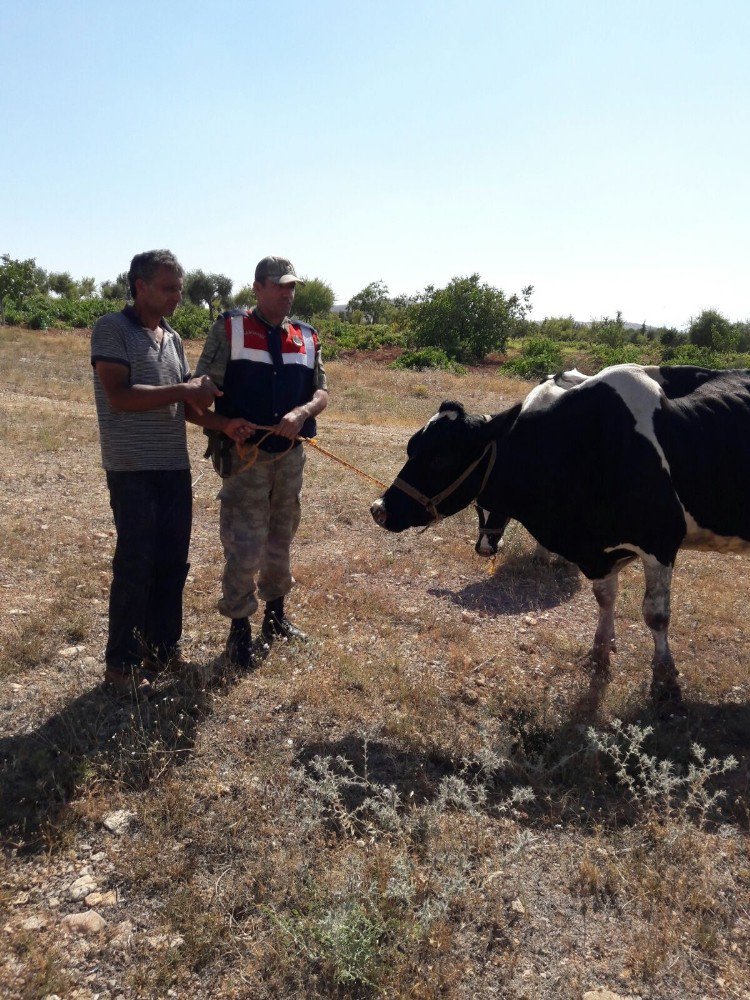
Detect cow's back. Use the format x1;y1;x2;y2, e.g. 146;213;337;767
497;370;685;576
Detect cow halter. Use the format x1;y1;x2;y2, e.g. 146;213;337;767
391;440;497;522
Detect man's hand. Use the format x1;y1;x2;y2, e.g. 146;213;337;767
274;406;309;440
184;375;222;416
223;417;257;443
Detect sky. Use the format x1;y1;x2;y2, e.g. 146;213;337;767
1;0;748;329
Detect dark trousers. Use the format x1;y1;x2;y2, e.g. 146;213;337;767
105;469;192;671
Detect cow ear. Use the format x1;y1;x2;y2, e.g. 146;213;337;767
438;400;465;417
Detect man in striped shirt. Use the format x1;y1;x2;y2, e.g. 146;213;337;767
91;249;249;696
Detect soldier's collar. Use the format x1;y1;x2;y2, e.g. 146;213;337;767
253;307;289;331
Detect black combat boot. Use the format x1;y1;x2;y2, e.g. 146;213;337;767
262;597;308;643
225;617;253;670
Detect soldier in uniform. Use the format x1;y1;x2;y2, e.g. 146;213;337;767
195;256;329;668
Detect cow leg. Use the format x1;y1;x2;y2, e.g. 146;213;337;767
590;572;619;672
641;557;681;702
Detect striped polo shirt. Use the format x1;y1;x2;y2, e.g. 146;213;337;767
91;307;191;472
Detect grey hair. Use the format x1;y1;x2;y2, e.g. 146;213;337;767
128;249;184;298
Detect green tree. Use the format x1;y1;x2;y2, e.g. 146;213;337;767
732;320;750;352
592;311;627;348
689;309;737;352
409;274;530;363
347;280;392;323
32;266;50;294
0;254;37;322
48;271;76;298
76;276;96;299
101;272;130;300
214;273;233;305
292;277;334;321
232;284;256;309
536;315;581;342
184;270;233;319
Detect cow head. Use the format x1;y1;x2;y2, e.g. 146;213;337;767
371;400;502;532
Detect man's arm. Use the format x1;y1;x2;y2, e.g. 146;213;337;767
94;361;221;416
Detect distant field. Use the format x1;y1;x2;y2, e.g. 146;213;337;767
1;326;749;1000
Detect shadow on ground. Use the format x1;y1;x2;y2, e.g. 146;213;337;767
0;645;268;853
296;685;750;833
430;556;582;616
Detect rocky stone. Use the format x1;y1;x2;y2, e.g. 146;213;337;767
61;910;106;935
21;915;48;931
85;890;117;908
109;919;134;951
59;645;85;659
102;809;136;835
69;874;98;901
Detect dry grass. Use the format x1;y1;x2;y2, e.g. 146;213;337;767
1;326;749;999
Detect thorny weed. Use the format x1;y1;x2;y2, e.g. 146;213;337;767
292;734;535;841
275;736;537;988
587;719;737;825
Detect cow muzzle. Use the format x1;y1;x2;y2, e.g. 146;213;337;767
370;499;387;526
475;535;501;557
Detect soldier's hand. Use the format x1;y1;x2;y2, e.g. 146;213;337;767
275;406;309;440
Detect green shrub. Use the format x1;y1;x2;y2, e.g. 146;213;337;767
688;309;735;351
390;347;465;374
408;274;528;363
22;293;56;330
591;313;627;348
55;296;121;328
589;343;643;368
535;316;583;342
660;343;750;369
3;294;123;330
169;302;212;340
315;316;405;355
500;337;563;379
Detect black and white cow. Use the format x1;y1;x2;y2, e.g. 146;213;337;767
371;364;750;701
474;368;589;560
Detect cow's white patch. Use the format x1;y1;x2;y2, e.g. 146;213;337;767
521;368;589;414
426;410;459;426
593;365;669;471
477;536;495;555
603;542;649;562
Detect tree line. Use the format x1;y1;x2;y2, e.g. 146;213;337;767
1;252;747;376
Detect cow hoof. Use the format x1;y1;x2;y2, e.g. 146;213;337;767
650;675;683;706
582;653;611;681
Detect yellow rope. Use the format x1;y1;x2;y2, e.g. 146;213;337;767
234;425;389;491
301;436;389;490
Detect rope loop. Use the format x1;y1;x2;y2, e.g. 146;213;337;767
231;424;389;489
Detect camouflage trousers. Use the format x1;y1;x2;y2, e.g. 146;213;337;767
217;444;305;619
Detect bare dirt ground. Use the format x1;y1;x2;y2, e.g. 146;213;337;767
1;327;749;999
